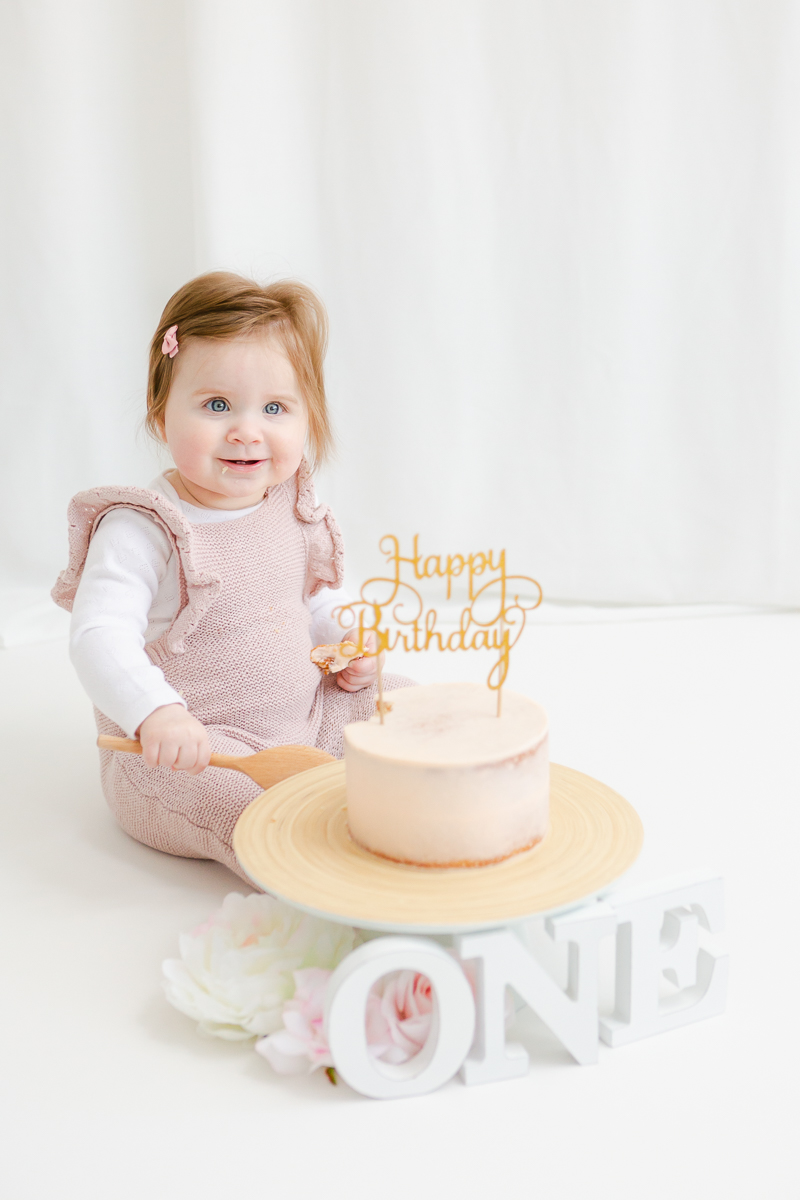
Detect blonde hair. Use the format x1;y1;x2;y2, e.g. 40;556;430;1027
146;272;333;467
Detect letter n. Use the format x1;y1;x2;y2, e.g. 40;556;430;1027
455;901;616;1084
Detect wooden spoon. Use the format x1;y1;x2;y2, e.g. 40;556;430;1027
97;735;336;791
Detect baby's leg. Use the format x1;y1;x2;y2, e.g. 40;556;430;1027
100;728;263;885
315;671;417;759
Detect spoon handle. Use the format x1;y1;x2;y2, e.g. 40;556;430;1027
96;734;236;773
97;736;144;754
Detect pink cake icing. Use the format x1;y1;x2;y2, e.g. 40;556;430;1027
343;682;549;868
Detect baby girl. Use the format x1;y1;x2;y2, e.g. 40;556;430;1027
53;272;411;882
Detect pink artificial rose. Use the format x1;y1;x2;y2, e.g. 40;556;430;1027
257;968;437;1075
365;970;435;1065
255;968;333;1075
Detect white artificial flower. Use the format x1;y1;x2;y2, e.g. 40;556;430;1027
162;892;357;1040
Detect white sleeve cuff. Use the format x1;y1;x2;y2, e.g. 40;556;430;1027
309;585;355;645
121;689;188;740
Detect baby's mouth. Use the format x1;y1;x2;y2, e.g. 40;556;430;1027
219;458;267;472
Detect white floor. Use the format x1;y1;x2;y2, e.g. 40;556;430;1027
1;608;798;1199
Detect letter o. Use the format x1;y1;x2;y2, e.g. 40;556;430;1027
324;937;476;1099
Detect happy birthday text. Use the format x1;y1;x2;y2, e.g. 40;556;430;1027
335;535;542;691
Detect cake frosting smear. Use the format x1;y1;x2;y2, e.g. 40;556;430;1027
344;682;549;868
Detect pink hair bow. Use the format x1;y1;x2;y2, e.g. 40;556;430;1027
161;325;179;358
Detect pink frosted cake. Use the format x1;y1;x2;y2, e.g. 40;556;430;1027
343;682;549;868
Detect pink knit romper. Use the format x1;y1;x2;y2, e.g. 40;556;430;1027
53;461;414;883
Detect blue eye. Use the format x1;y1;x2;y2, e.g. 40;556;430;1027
264;402;281;415
206;399;228;413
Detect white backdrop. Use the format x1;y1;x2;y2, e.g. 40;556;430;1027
2;0;800;605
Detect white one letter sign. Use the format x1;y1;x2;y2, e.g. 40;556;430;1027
323;871;728;1100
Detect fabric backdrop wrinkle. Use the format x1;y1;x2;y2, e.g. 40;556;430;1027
1;0;798;606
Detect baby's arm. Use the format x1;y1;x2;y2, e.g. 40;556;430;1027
70;510;209;772
308;585;354;645
308;588;380;691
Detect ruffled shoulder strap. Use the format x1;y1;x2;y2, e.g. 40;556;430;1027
283;458;345;598
51;485;221;654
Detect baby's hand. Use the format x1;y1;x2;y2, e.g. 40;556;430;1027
336;632;382;692
138;704;211;775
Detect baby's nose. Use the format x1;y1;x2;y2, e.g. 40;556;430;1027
227;421;264;445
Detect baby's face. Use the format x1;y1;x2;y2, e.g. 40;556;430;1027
160;332;308;509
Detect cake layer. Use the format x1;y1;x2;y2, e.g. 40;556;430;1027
344;682;549;867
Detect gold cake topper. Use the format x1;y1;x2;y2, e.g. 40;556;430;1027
335;535;542;718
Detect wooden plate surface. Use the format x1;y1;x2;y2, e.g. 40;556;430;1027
233;761;643;932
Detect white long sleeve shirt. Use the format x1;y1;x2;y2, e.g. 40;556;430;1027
69;474;352;737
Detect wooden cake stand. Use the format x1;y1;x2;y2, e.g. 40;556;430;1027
233;761;643;933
